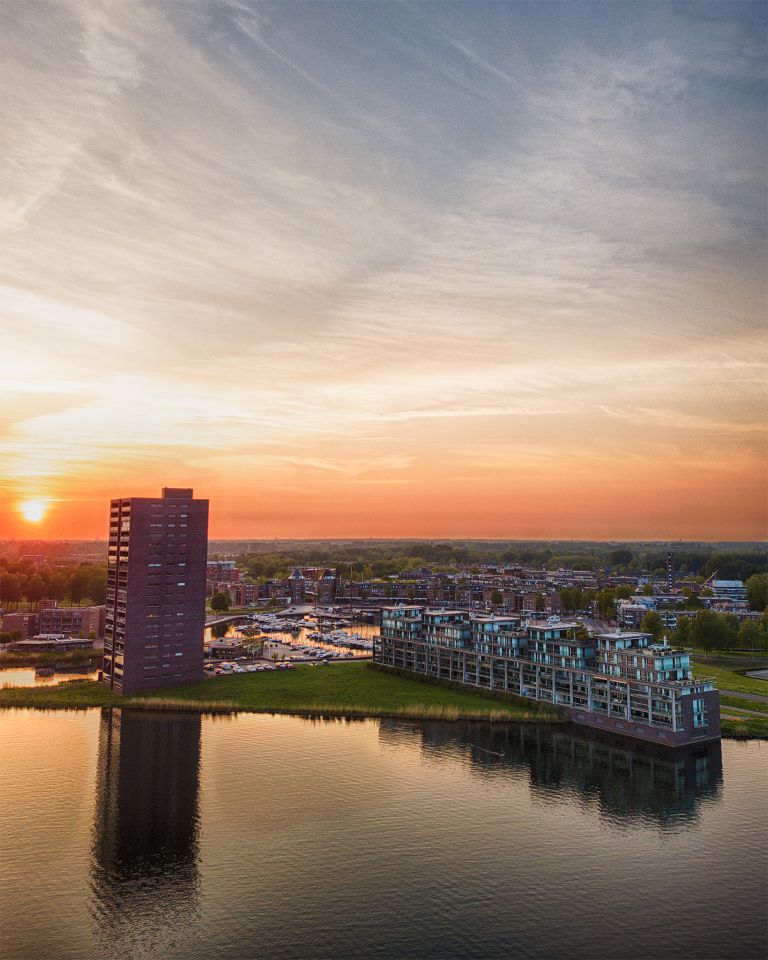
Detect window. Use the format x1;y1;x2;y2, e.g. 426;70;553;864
693;698;707;728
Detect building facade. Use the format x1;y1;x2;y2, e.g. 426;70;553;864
1;601;105;640
39;603;105;638
375;608;720;747
102;487;209;695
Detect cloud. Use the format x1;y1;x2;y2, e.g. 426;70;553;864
1;0;765;536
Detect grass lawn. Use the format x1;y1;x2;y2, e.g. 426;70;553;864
0;679;121;709
0;662;562;723
0;649;101;668
720;715;768;739
692;661;768;697
3;661;765;738
720;695;768;716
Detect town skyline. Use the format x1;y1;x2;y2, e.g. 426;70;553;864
3;1;766;542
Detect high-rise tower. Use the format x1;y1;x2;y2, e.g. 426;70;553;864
102;487;208;694
666;552;676;593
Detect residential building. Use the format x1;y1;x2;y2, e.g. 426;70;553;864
712;580;747;601
38;602;105;639
376;608;720;747
1;611;39;640
101;487;209;695
289;568;306;604
315;569;337;606
206;560;239;582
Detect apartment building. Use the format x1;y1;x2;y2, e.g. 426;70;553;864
376;608;720;747
102;487;209;695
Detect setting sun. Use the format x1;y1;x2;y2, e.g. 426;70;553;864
17;498;49;524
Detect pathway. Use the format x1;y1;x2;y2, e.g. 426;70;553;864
719;689;768;704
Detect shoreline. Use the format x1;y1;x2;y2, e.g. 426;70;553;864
0;652;101;669
0;662;562;725
0;670;764;739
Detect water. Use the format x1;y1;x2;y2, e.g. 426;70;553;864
0;710;765;960
204;620;378;658
0;666;99;688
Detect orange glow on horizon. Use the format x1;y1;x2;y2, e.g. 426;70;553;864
1;454;765;542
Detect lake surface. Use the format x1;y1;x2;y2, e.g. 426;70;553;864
0;709;765;960
0;666;99;688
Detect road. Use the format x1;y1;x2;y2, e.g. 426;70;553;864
719;689;768;704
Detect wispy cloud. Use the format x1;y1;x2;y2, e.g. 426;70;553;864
1;0;765;537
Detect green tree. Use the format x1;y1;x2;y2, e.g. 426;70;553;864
673;616;691;648
608;549;633;567
738;617;768;656
210;592;231;613
0;573;21;605
689;610;729;659
49;572;69;602
640;610;664;642
745;573;768;611
595;588;617;620
490;589;503;607
721;614;740;654
69;568;90;605
86;568;107;604
25;573;47;603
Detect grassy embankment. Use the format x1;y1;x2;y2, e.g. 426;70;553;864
2;658;765;738
692;661;767;696
693;658;768;739
0;661;562;724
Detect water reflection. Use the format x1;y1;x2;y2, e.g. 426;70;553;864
91;708;202;957
379;720;723;829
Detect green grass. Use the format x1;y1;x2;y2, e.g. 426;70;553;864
720;695;768;717
720;715;768;740
692;661;768;697
0;678;121;708
0;662;562;723
0;649;101;668
3;662;765;738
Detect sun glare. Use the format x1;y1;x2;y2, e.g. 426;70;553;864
18;498;49;523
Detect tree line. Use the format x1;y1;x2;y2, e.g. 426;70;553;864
214;542;767;582
0;562;107;608
639;608;768;656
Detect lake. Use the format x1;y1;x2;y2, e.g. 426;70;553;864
0;709;765;960
0;666;99;688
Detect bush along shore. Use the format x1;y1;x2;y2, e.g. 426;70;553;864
0;649;101;669
0;661;562;724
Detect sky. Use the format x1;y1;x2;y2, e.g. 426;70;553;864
1;0;766;541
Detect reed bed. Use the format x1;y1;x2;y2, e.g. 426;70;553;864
119;698;557;722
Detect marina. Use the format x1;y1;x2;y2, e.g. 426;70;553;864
203;612;378;671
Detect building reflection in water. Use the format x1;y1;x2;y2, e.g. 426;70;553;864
90;708;202;955
379;720;723;829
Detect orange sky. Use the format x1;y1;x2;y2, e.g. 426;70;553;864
2;443;765;541
2;2;766;542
